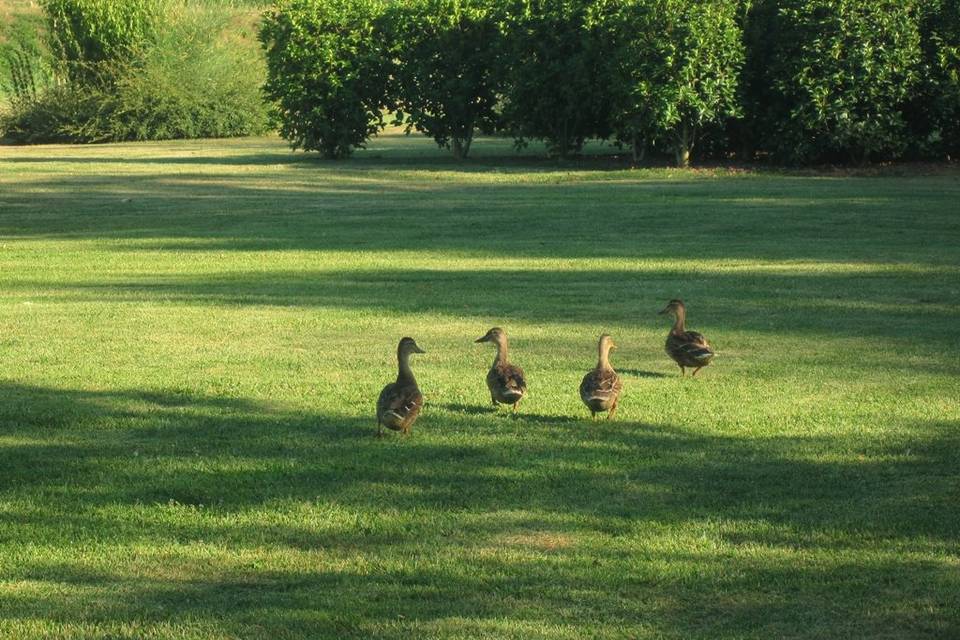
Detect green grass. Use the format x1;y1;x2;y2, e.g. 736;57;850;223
0;132;959;639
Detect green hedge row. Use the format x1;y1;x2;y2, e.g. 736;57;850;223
260;0;960;164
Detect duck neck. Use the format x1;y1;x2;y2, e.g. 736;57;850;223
598;343;613;370
493;337;508;366
397;351;416;384
671;306;687;335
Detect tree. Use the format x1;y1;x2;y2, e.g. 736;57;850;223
593;0;665;163
259;0;392;159
500;0;612;158
656;0;744;167
914;0;960;157
390;0;503;159
764;0;922;163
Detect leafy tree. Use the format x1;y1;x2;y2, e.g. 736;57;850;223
259;0;392;158
390;0;503;159
764;0;922;163
500;0;612;158
656;0;743;167
914;0;960;157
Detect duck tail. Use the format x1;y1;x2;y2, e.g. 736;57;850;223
690;347;714;361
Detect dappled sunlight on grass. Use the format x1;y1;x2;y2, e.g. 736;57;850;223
0;134;958;637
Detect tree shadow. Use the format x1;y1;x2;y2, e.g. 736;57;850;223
5;266;958;350
0;380;957;635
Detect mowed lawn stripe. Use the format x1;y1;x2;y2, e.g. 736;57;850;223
0;133;958;639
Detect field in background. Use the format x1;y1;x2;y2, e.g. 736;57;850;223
0;133;958;638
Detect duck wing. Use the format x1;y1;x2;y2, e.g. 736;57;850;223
666;331;715;365
489;362;527;394
580;367;622;404
377;382;423;428
683;331;711;348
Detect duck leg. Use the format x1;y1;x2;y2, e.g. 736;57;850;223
679;365;686;376
607;400;619;421
692;366;703;377
376;420;384;438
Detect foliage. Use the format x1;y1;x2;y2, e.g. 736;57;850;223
589;0;662;162
42;0;162;84
500;0;611;157
87;2;268;141
762;0;922;163
259;0;392;159
2;0;268;143
389;0;503;159
1;6;54;104
598;0;743;166
913;0;960;157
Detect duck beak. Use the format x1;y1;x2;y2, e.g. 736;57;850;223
474;335;489;343
414;345;426;354
658;306;670;315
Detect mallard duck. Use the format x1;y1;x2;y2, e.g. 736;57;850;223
579;334;623;419
475;327;527;412
376;337;425;436
659;299;715;376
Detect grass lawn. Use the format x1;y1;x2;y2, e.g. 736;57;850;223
0;132;958;639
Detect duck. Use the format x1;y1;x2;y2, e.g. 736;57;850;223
658;299;715;376
376;337;425;436
579;334;623;419
475;327;527;412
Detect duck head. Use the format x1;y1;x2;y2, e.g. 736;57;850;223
658;299;685;316
475;327;506;344
398;337;426;356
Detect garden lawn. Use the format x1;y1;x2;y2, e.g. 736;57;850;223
0;133;958;639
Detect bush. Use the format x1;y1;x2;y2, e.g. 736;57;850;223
500;0;612;158
88;2;268;141
600;0;743;166
389;0;503;159
2;0;268;143
259;0;392;159
761;0;922;163
43;0;161;84
912;0;960;157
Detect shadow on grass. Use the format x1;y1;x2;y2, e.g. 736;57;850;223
0;381;958;636
5;266;958;350
619;369;670;378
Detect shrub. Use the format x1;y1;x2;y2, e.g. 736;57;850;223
389;0;503;159
259;0;392;159
762;0;922;163
2;0;268;143
599;0;743;166
913;0;960;157
500;0;612;158
89;2;269;141
43;0;161;84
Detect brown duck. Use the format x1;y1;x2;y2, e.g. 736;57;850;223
475;327;527;412
659;299;715;376
579;334;623;419
376;337;425;436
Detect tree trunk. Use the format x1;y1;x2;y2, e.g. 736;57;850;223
675;121;692;168
452;120;475;160
631;132;646;164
